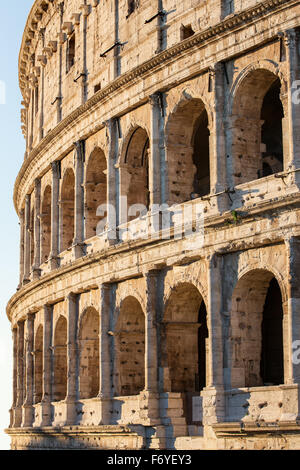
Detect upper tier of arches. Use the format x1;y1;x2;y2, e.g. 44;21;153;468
20;0;265;153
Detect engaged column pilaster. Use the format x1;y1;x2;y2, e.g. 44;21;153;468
22;314;35;427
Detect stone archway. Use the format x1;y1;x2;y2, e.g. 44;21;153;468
114;296;145;397
229;269;284;388
162;282;208;424
231;68;284;185
166;98;210;205
78;307;100;400
120;127;150;222
85;147;107;239
53;316;67;402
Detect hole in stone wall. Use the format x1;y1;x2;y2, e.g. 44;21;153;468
181;24;195;40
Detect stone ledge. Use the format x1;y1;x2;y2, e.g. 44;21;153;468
213;421;300;437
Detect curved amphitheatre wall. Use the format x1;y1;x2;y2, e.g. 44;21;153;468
6;0;300;451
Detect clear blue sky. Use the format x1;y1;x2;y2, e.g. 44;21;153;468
0;1;33;449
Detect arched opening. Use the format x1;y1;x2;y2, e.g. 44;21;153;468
166;98;210;205
261;79;284;177
261;278;284;385
41;186;51;264
162;283;208;423
231;69;284;185
121;127;150;222
53;316;67;402
78;307;99;400
230;270;284;388
60;168;75;252
85;147;107;239
34;325;43;404
114;296;145;396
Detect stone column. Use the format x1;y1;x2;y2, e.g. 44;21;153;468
78;4;89;103
73;141;86;259
106;119;118;244
65;293;78;425
22;314;35;427
10;328;18;427
13;321;25;427
149;93;167;236
50;161;60;269
38;28;45;141
202;253;225;426
281;30;300;173
209;63;229;214
32;178;41;280
40;305;53;426
98;284;113;424
285;236;300;384
18;210;25;289
23;195;31;283
140;270;161;425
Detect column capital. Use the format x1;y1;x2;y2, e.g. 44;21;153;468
66;291;77;303
51;160;61;177
34;177;41;190
149;93;160;107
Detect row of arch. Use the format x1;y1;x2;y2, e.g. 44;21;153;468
33;66;285;264
32;268;284;407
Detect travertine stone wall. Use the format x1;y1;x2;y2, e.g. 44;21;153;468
7;0;300;451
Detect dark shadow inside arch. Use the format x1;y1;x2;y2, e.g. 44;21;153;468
260;78;284;177
162;283;208;425
260;277;284;385
230;270;284;388
166;98;210;205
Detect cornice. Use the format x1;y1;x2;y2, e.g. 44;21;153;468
6;193;300;322
15;0;298;213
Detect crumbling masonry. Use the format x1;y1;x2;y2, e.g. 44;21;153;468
6;0;300;450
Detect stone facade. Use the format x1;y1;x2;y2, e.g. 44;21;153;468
5;0;300;450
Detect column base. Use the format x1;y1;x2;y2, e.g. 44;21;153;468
22;404;34;427
63;399;78;426
31;268;41;281
12;406;23;428
202;386;225;426
139;391;161;426
33;401;52;427
72;243;86;260
97;396;112;425
49;256;60;270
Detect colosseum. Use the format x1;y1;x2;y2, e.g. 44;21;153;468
5;0;300;451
